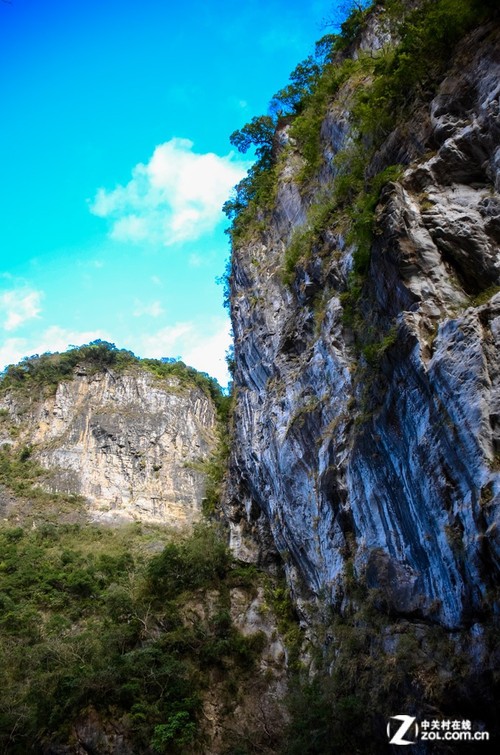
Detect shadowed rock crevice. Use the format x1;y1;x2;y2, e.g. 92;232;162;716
225;16;500;631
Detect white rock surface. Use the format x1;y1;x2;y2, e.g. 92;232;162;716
225;23;500;628
0;367;217;526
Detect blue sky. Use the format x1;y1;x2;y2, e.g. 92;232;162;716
0;0;340;386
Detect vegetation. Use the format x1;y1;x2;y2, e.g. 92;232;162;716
3;2;499;751
0;443;85;521
222;29;340;243
0;520;269;753
360;326;398;367
331;0;373;52
225;0;499;284
471;285;500;308
0;340;136;390
0;340;228;420
281;568;500;754
0;351;257;752
201;408;232;518
264;581;303;671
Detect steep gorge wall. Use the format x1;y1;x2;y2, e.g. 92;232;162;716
0;366;217;526
0;361;295;755
226;14;500;629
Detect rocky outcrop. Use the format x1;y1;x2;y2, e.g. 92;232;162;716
0;367;217;526
226;19;500;629
43;582;289;755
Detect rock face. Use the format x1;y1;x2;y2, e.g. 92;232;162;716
43;582;289;755
226;18;500;628
0;367;217;526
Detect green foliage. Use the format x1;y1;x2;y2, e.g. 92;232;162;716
146;524;231;598
270;54;324;117
283;232;309;286
361;327;397;366
224;33;339;242
282;568;500;754
283;163;401;287
289;57;361;184
216;256;232;312
282;193;338;284
347;163;403;270
0;340;136;393
224;115;279;242
229;115;275;164
353;0;497;142
0;521;266;753
0;340;228;422
265;580;303;670
0;444;84;517
283;676;364;754
332;1;373;52
140;357;228;420
223;160;279;243
151;712;197;753
471;285;500;307
202;436;230;517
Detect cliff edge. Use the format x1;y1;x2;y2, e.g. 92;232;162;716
0;346;218;527
225;1;500;630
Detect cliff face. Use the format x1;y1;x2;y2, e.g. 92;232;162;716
0;366;217;526
226;16;500;629
0;357;295;755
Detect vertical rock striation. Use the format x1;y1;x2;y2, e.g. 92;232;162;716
226;17;500;629
0;366;217;526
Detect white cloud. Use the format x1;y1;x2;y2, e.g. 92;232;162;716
0;327;111;371
183;321;232;386
132;299;165;318
0;338;28;370
0;288;43;331
132;317;232;386
34;326;112;355
89;138;249;246
139;322;195;356
0;318;232;388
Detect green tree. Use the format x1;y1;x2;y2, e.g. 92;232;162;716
229;115;275;165
270;56;322;116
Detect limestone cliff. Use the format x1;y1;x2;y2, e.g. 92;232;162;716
225;5;500;631
0;349;295;755
0;363;217;527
